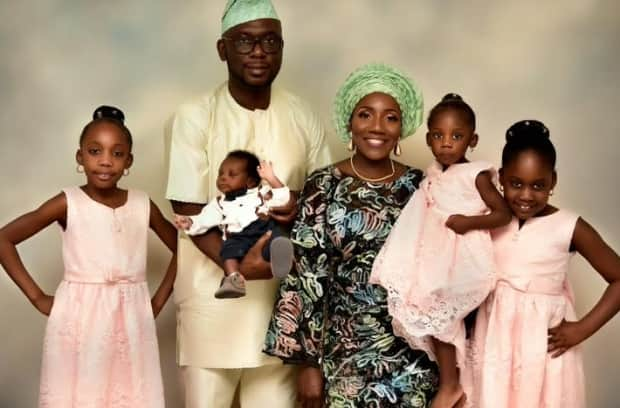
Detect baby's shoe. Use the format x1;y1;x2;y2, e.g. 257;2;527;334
214;272;246;299
269;237;294;279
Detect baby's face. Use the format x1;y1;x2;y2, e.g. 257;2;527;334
216;157;251;193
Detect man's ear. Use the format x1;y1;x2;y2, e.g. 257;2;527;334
217;39;227;62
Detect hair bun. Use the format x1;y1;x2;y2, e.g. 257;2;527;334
506;119;549;142
93;105;125;123
441;93;463;102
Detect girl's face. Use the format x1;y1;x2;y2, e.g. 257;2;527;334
349;92;402;162
216;157;255;194
77;122;132;190
426;108;477;167
499;149;557;221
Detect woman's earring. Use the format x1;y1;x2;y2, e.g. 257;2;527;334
347;139;354;152
394;143;402;156
499;185;504;192
123;169;130;176
549;189;554;196
76;164;84;173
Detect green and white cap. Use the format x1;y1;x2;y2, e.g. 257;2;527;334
221;0;280;34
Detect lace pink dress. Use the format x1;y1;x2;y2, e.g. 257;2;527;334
38;187;164;408
463;210;585;408
370;160;496;370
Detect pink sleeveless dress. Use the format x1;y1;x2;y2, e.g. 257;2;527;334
38;187;164;408
464;210;585;408
370;160;496;370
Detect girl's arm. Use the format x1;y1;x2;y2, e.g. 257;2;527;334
548;217;620;357
148;200;177;318
0;193;67;315
446;171;512;234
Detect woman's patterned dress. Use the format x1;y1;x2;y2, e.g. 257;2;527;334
264;165;438;407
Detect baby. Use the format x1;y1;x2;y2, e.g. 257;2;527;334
174;150;293;298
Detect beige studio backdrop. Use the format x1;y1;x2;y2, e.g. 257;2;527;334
1;1;619;406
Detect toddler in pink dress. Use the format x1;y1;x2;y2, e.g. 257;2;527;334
370;94;511;408
465;120;620;407
0;106;177;407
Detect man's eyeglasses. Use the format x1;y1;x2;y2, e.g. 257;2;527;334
221;35;283;55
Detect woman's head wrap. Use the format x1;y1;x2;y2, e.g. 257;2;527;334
333;63;423;142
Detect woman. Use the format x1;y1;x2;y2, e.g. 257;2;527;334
264;64;438;407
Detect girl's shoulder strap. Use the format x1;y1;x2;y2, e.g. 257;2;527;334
467;160;496;175
467;160;498;185
61;186;84;204
127;188;149;202
546;208;580;251
127;188;150;211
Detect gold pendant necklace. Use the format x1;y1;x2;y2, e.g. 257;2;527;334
349;155;395;183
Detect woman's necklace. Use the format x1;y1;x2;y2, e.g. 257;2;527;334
349;155;395;182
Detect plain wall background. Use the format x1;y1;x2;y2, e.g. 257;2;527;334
0;1;618;406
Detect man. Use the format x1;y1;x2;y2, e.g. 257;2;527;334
164;1;331;407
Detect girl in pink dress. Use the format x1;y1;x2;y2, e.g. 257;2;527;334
0;106;177;407
370;94;511;408
465;120;620;408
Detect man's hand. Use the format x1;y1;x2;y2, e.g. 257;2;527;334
239;231;273;280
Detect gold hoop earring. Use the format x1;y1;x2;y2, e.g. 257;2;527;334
123;169;130;176
394;143;402;156
347;139;354;152
76;164;84;173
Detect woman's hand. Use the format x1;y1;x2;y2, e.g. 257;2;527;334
548;319;588;358
297;365;324;408
32;293;54;316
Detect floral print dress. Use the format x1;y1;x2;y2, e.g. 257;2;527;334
264;165;438;407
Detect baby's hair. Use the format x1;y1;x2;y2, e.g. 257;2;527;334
502;120;556;170
226;150;261;184
79;105;133;148
427;93;476;130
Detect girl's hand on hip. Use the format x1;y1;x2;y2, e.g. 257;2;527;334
548;319;587;358
297;365;324;408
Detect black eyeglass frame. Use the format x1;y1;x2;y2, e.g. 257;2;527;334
221;35;284;55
